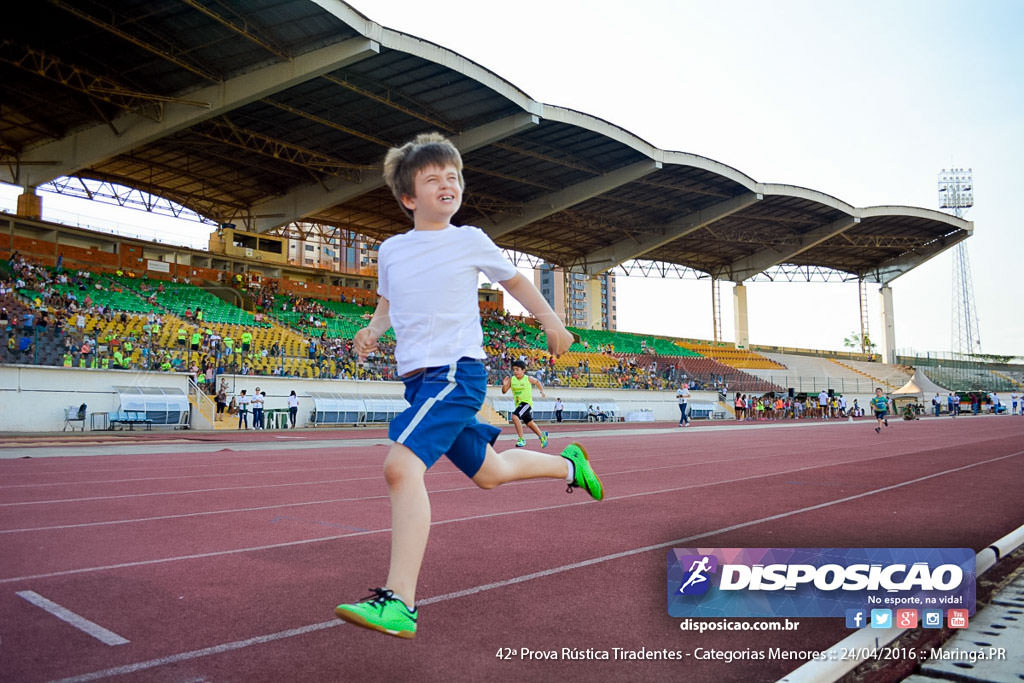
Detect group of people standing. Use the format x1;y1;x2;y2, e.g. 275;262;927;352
731;390;857;421
212;381;300;429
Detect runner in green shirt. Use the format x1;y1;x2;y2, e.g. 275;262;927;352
870;388;890;434
501;359;549;448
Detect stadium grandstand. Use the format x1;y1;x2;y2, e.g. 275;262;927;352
1;0;1020;432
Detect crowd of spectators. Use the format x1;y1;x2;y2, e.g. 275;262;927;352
731;391;864;421
7;254;1016;410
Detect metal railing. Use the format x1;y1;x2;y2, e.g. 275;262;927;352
187;378;217;426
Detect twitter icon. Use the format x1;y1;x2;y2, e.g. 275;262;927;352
870;609;893;628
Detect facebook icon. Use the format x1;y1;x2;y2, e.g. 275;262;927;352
845;609;867;629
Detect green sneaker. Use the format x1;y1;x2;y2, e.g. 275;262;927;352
335;588;417;639
561;442;603;501
515;437;526;447
540;431;549;448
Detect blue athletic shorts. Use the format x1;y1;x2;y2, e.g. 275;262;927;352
389;358;501;477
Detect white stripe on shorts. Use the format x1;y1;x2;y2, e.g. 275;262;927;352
396;362;458;445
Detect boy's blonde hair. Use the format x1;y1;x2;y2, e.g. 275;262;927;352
383;132;464;218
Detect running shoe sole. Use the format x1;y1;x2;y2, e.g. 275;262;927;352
335;602;416;639
335;606;416;639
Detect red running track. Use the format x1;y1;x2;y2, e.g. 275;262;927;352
1;416;1022;682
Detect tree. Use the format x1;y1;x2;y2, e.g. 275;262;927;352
844;331;877;354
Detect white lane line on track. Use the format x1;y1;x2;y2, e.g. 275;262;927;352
50;448;1024;683
5;449;1021;585
0;422;961;509
0;474;385;507
52;621;340;682
16;590;129;646
0;426;1003;531
0;437;396;460
1;417;901;461
0;448;841;532
0;437;846;507
0;463;384;490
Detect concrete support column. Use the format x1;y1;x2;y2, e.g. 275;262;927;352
17;187;41;219
733;282;749;349
879;284;896;364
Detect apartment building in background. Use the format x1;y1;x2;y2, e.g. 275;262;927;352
285;228;378;275
534;264;617;330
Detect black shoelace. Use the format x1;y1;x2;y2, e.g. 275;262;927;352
362;587;395;607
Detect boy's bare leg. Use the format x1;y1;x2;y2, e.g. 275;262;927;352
382;444;429;606
510;414;525;440
526;420;544;439
472;444;568;489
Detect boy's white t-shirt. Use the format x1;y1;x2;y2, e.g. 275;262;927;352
378;224;517;375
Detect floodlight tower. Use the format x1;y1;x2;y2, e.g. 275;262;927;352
937;168;979;357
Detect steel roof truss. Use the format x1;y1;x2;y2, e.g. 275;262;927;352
863;230;969;285
249;112;541;233
13;36;380;187
722;215;859;281
581;191;762;275
483;160;661;240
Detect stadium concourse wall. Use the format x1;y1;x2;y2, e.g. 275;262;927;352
0;364;717;432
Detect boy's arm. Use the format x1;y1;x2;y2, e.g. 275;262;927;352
530;375;546;397
500;273;573;356
501;375;511;393
353;297;390;361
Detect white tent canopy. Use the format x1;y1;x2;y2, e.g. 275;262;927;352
892;369;951;397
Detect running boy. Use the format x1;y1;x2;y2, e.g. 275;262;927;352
870;387;889;434
334;133;604;639
502;359;549;447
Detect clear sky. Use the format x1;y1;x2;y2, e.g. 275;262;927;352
348;0;1024;357
3;0;1022;356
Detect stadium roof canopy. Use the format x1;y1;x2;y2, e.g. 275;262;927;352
0;0;972;284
